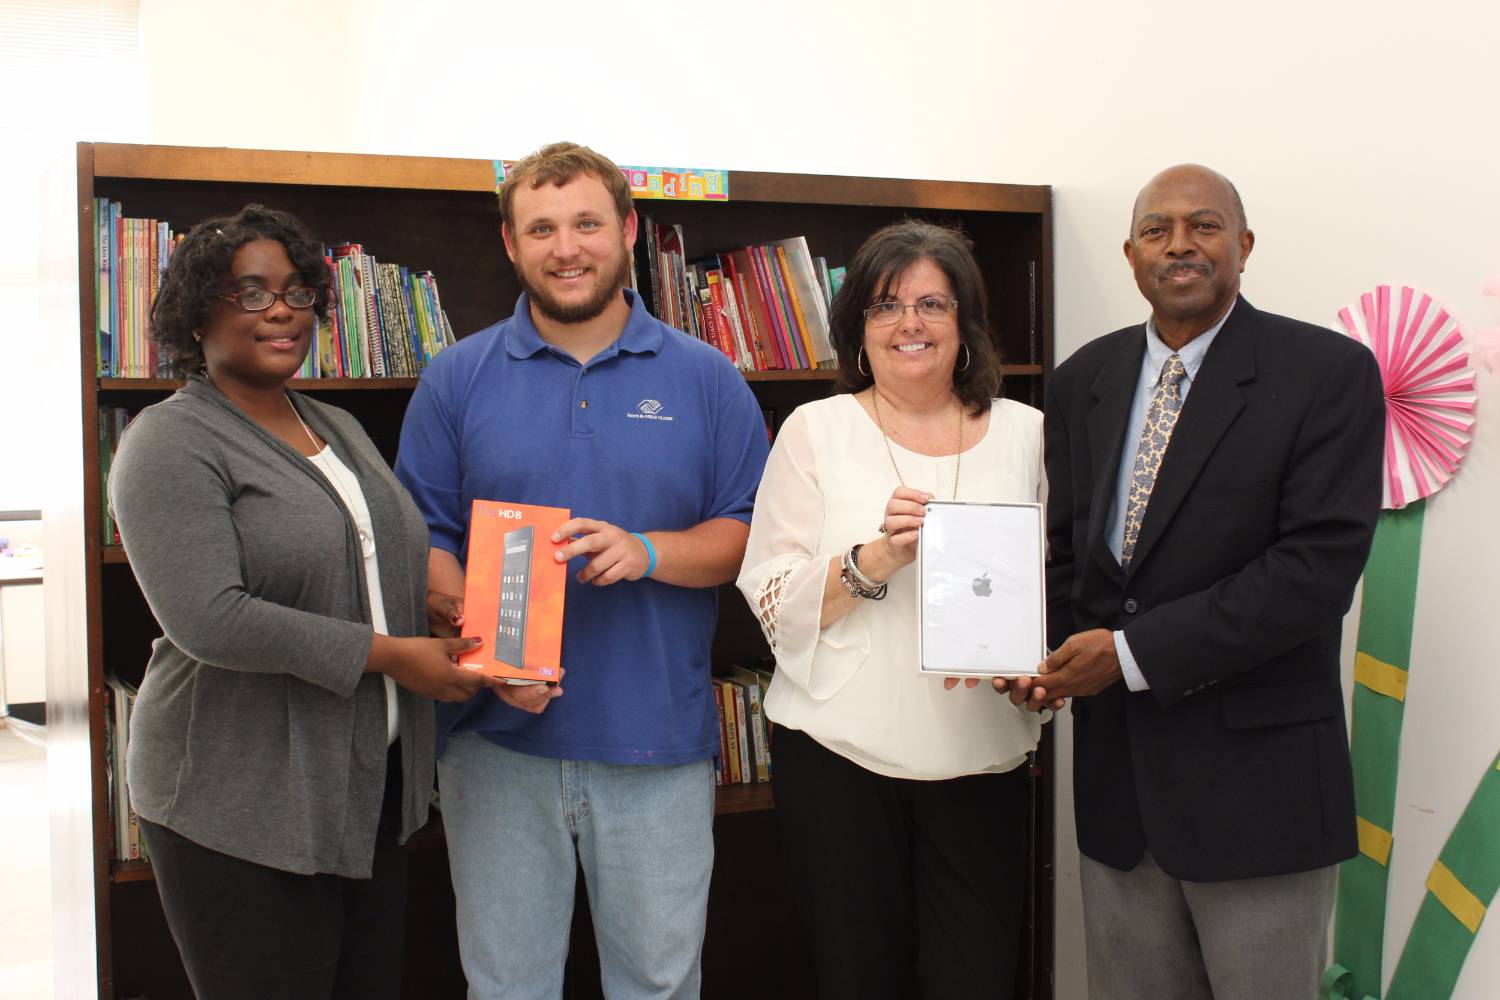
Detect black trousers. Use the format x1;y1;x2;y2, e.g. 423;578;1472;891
139;743;409;1000
772;726;1028;1000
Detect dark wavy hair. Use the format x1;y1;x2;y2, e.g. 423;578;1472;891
829;220;1002;415
150;204;332;377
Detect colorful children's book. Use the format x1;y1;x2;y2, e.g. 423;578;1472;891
714;679;744;784
460;500;570;683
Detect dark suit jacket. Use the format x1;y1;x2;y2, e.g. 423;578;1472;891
1046;297;1384;882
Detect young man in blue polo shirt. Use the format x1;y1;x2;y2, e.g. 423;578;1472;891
395;142;768;999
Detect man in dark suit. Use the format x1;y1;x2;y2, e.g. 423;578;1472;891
1002;165;1385;998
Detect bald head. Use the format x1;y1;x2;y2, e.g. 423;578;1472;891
1130;164;1247;236
1123;162;1255;348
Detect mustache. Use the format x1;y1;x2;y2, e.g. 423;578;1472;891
1157;262;1211;279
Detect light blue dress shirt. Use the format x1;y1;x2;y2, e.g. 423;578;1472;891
1108;304;1234;691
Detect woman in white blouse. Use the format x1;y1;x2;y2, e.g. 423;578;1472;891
737;220;1043;999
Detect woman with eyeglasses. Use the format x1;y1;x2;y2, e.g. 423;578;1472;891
737;220;1045;999
108;204;535;999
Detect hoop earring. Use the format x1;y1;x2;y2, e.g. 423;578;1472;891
956;343;971;373
192;331;203;343
857;346;869;377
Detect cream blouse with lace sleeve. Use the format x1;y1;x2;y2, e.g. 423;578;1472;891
736;392;1045;780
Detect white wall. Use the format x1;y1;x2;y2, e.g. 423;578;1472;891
128;1;1499;996
1;519;46;707
0;0;144;512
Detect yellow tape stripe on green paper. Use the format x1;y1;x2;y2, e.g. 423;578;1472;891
1354;652;1408;702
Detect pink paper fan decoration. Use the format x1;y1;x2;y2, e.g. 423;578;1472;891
1335;284;1478;509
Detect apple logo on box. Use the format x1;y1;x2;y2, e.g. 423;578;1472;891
972;573;992;597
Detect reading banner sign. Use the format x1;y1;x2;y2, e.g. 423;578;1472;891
494;161;730;202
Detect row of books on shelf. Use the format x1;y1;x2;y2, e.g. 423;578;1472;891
713;665;774;786
92;200;457;380
640;218;843;374
93;201;182;379
105;674;146;862
313;243;456;379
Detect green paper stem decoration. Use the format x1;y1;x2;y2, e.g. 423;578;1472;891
1384;750;1499;999
1334;502;1426;996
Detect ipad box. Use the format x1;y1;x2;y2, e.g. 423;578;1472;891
459;499;570;683
917;500;1046;676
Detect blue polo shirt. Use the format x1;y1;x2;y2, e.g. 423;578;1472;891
395;289;769;765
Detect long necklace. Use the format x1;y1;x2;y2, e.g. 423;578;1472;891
289;396;376;559
871;389;964;500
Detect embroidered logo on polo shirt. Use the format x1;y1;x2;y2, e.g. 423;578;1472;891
628;399;674;422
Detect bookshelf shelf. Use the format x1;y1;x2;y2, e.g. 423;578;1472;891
712;782;777;815
89;144;1050;213
743;369;836;383
99;377;423;392
106;782;774;889
93;143;497;193
99;369;1039;391
109;860;154;884
60;141;1053;1000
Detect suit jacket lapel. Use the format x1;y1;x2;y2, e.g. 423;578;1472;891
1128;297;1257;573
1085;327;1145;578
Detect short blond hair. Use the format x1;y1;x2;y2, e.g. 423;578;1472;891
499;142;633;234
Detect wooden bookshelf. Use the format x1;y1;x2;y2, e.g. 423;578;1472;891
56;142;1054;1000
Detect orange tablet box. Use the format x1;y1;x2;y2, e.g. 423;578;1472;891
459;499;570;683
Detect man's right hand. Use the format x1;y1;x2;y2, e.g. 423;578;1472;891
495;678;565;715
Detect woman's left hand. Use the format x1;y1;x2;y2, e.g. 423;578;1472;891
941;677;983;690
878;486;933;551
855;486;933;584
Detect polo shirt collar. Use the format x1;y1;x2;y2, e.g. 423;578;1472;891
505;288;664;363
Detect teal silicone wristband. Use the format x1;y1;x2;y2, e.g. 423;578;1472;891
631;532;657;578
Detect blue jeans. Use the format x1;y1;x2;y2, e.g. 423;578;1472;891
438;733;715;1000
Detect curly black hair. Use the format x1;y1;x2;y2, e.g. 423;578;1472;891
150;204;332;377
829;219;1002;415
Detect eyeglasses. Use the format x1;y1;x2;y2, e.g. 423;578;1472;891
863;297;958;326
220;285;320;312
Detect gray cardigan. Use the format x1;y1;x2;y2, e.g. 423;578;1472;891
109;376;435;877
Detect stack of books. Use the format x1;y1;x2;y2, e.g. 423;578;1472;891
640;218;843;372
712;665;775;786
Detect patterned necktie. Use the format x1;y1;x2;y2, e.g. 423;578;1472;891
1120;353;1187;567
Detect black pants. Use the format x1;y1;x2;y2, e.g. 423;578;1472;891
772;726;1028;1000
139;743;409;1000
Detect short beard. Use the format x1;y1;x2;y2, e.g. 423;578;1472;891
519;252;632;325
